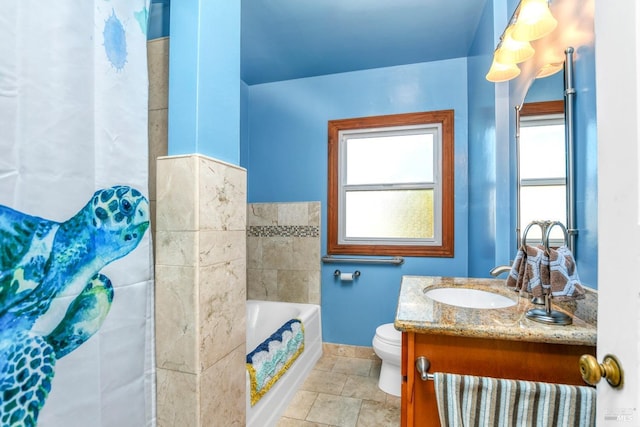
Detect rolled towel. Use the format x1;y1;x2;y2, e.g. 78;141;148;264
540;246;585;301
246;319;305;405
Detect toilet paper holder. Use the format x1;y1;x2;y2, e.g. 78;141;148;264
334;269;361;280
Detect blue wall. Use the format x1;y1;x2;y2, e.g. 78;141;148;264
572;44;598;286
466;0;500;278
168;0;241;164
245;60;470;345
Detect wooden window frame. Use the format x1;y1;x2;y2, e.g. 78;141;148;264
327;110;454;257
520;100;564;117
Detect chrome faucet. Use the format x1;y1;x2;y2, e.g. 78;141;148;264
489;265;512;277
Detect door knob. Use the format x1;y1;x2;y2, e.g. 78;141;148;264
579;354;623;388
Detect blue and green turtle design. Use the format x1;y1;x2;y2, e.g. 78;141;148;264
0;186;149;426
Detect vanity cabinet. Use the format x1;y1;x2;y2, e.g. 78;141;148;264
400;332;596;427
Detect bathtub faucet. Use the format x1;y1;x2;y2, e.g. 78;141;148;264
489;265;512;277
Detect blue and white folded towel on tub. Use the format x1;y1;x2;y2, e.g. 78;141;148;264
246;318;304;406
434;373;595;427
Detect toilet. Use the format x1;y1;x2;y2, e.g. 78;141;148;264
372;323;402;397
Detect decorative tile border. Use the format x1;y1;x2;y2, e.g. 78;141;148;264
247;225;319;238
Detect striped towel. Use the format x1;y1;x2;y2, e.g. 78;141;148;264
434;373;595;427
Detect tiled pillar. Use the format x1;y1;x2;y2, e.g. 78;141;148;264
155;154;247;426
147;36;169;252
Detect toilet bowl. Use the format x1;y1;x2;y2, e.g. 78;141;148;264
372;323;402;397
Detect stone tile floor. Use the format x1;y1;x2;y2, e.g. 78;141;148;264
277;346;400;427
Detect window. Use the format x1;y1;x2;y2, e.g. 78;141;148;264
518;101;566;246
327;110;454;257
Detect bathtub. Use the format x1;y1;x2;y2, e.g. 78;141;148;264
246;300;323;427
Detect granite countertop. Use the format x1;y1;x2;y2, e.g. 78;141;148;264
394;276;597;346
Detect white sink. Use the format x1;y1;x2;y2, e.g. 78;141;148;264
424;287;516;309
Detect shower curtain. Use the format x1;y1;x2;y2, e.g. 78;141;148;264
0;1;154;426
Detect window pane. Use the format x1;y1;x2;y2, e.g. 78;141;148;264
520;185;567;242
346;133;434;185
519;124;565;179
345;189;434;239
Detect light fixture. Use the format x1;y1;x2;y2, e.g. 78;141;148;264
494;26;535;64
486;58;521;83
512;0;558;42
536;62;563;78
486;0;559;83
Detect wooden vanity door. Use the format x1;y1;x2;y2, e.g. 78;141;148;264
401;332;596;427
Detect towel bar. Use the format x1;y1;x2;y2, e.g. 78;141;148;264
522;220;569;251
321;255;404;265
520;220;575;326
415;356;435;381
543;222;569;252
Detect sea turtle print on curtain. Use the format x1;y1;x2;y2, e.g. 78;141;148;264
0;186;149;426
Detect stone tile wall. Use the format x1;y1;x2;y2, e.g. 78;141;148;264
247;202;321;304
147;37;169;251
155;154;247;426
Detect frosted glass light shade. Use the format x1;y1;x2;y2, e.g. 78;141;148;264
486;59;521;82
494;26;535;64
512;0;558;41
536;62;564;78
